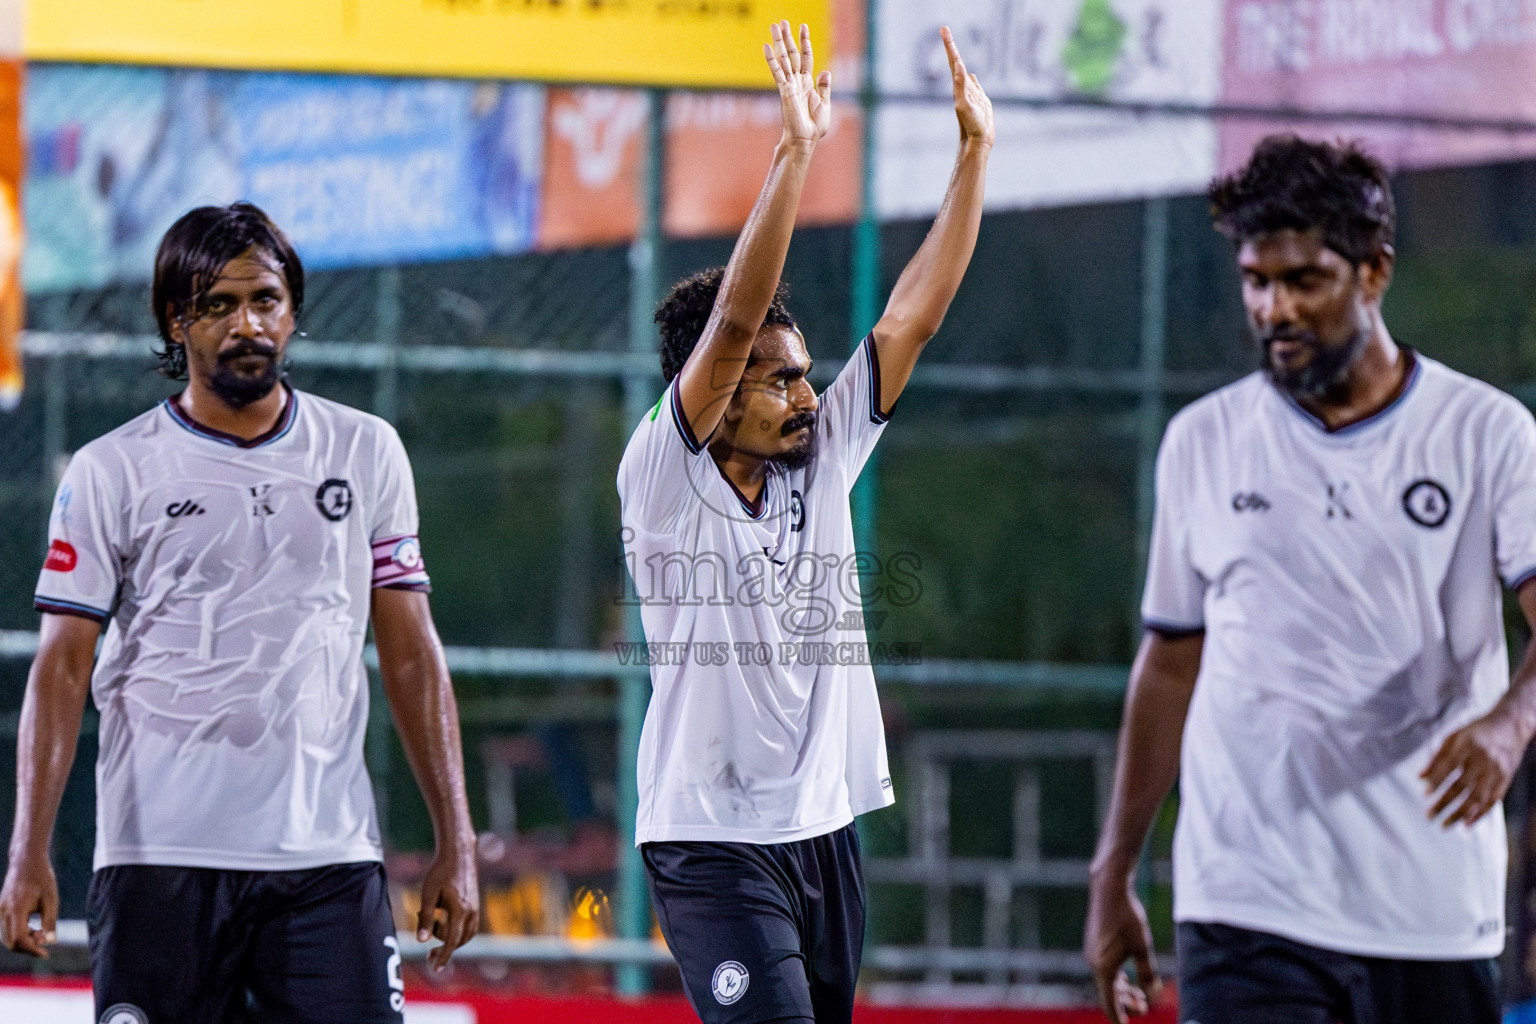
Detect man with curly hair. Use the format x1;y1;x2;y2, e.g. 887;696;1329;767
617;20;993;1024
1084;134;1536;1024
1;202;479;1022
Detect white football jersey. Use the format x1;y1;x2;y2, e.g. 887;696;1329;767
34;387;431;871
617;335;898;845
1144;353;1536;958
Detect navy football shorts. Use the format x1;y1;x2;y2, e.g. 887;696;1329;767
88;861;404;1024
1178;920;1499;1024
643;822;865;1024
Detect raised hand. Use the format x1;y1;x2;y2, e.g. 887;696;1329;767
764;21;831;145
941;26;995;148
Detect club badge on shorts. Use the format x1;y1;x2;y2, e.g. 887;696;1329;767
711;960;749;1005
100;1004;149;1024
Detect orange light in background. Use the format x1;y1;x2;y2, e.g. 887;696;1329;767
0;58;21;411
567;885;613;941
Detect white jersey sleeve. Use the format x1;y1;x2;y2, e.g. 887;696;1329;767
35;447;123;624
368;424;431;591
1490;395;1536;588
815;334;890;483
618;379;710;535
1141;412;1206;632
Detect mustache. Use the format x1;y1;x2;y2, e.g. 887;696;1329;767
1259;327;1320;348
781;413;817;435
218;339;279;363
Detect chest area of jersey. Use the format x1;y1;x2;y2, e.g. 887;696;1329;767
133;456;364;569
1193;428;1471;574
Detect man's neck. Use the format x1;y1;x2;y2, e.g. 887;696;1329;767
177;381;288;441
708;438;769;504
1293;322;1407;432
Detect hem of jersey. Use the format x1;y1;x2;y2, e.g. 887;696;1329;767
94;844;384;873
162;384;299;449
669;382;707;456
377;581;432;592
850;790;897;817
1508;564;1536;591
1175;902;1503;961
863;334;893;424
1276;347;1421;437
34;597;109;624
635;810;856;847
1142;616;1205;638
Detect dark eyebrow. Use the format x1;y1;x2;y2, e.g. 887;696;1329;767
765;362;810;381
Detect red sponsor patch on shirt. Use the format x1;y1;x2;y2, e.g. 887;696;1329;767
44;539;77;573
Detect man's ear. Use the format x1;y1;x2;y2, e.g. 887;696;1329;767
1360;244;1395;302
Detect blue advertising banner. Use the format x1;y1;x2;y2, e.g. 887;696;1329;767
24;65;544;292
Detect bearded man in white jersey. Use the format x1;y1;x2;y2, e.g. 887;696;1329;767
1083;135;1536;1024
0;202;479;1023
616;21;992;1024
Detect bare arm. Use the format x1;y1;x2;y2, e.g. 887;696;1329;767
371;587;478;970
0;613;99;957
1084;629;1203;1022
674;20;829;442
1421;578;1536;826
870;26;994;414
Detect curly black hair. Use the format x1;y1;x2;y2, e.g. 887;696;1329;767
1209;134;1395;265
654;267;798;384
151;202;305;380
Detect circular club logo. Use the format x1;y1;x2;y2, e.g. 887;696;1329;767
1402;479;1451;529
315;478;354;522
100;1005;149;1024
711;960;749;1005
392;537;423;570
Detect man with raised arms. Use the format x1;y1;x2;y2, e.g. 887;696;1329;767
617;19;993;1024
1084;135;1536;1024
0;202;478;1022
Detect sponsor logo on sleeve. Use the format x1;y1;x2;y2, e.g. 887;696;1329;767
711;960;749;1005
316;478;354;521
44;539;77;573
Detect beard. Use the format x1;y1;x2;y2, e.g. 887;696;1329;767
1258;326;1367;403
769;412;818;471
209;339;284;409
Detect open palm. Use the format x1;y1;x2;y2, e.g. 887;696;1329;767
765;21;831;144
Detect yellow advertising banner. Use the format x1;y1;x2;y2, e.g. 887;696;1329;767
24;0;831;90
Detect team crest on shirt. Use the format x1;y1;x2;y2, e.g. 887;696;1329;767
711;960;749;1004
316;478;354;521
1402;479;1451;528
100;1004;149;1024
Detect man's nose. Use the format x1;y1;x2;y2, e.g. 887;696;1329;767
232;302;262;335
795;378;818;412
1254;284;1297;330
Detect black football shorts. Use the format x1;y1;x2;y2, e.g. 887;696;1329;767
88;861;404;1024
643;822;865;1024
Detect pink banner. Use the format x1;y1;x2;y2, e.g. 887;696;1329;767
1221;1;1536;174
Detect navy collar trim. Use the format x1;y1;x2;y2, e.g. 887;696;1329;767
164;386;298;448
721;466;769;519
1279;348;1420;437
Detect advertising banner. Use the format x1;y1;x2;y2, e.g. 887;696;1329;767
1219;0;1536;174
24;66;543;292
25;0;830;91
875;0;1223;218
0;58;19;411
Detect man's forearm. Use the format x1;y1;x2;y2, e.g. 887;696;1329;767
878;137;990;343
382;656;474;850
709;140;815;342
10;643;93;863
1090;633;1200;880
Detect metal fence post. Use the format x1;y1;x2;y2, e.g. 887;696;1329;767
369;264;403;845
615;86;666;996
850;0;881;561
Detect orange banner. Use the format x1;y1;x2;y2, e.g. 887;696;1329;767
536;0;863;249
0;59;21;411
